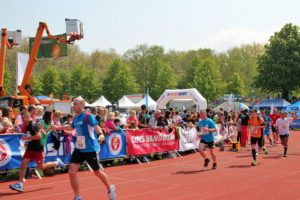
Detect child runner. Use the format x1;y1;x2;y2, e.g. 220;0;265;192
198;110;217;169
269;108;281;145
248;110;268;166
275;111;297;157
261;110;273;145
9;112;65;192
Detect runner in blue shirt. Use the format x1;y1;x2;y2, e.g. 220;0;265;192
261;111;273;145
61;97;116;200
198;110;217;169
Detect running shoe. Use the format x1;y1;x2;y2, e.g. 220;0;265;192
57;158;65;171
284;154;287;157
74;196;82;200
108;185;116;200
264;149;269;155
212;163;217;170
270;139;273;145
9;183;23;192
204;158;210;168
251;160;257;166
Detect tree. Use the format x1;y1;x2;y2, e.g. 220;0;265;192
57;70;71;97
3;70;13;95
41;66;62;97
80;69;102;103
255;23;300;100
102;59;138;102
147;59;177;99
31;76;43;96
70;65;87;97
183;57;222;101
226;72;245;95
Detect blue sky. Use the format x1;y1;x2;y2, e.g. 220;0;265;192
1;0;300;54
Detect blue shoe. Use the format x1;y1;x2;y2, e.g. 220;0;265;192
57;158;65;171
9;183;23;192
108;185;116;200
74;196;82;200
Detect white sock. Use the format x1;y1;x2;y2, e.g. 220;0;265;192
19;182;23;187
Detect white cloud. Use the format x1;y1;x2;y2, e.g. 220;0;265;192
197;27;280;51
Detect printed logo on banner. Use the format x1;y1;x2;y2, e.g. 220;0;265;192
0;139;12;167
109;133;122;155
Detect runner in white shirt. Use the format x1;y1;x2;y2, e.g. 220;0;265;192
275;111;297;157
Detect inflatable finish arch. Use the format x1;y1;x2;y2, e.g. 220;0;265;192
156;88;207;111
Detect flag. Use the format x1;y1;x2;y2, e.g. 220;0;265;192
270;103;274;114
16;52;29;91
145;88;149;110
228;93;233;111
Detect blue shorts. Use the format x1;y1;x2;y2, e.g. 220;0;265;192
263;129;271;136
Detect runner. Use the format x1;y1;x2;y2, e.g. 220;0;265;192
198;109;217;170
269;108;281;145
9;112;65;192
248;110;268;166
60;97;116;200
275;111;297;157
261;110;273;145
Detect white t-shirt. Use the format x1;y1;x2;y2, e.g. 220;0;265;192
275;117;293;135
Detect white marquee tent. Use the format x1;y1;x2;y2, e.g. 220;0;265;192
118;95;136;109
90;96;112;107
156;88;207;111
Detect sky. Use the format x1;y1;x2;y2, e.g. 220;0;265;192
1;0;300;55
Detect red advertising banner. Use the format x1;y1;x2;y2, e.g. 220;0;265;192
126;128;179;156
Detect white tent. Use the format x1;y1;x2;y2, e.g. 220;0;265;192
90;96;112;107
118;95;136;109
156;88;207;111
134;95;157;110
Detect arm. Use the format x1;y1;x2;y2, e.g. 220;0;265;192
22;131;41;141
60;125;75;131
94;125;105;143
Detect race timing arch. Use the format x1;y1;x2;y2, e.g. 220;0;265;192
156;88;207;111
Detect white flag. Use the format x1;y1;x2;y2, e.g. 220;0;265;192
17;52;29;88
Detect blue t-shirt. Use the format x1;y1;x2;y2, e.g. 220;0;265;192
263;116;272;130
71;112;99;152
199;118;216;142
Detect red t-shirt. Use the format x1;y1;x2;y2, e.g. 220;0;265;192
126;116;139;127
269;114;281;126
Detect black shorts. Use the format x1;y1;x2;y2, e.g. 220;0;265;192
200;140;215;149
251;137;263;147
70;149;100;170
271;126;278;133
279;134;289;139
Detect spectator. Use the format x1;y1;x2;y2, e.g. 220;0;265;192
114;118;123;132
0;120;13;134
181;110;187;120
138;104;150;129
40;111;54;146
115;110;120;119
2;107;13;122
126;110;138;128
105;112;119;131
165;111;174;126
95;107;104;122
191;113;198;125
35;105;44;124
28;105;37;122
15;105;28;133
239;109;249;147
149;110;164;128
236;117;242;142
91;107;97;116
128;121;138;129
183;114;192;123
173;111;182;122
102;108;108;120
99;119;111;136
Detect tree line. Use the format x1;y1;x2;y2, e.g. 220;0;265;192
3;23;300;103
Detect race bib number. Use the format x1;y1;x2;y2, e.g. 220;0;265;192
200;127;209;135
76;136;86;149
251;126;258;134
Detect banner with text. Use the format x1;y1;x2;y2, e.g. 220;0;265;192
127;128;178;156
178;127;200;151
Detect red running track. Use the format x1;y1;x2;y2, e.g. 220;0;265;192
1;130;300;200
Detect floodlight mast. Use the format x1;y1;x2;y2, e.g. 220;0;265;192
0;29;16;96
18;22;83;105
